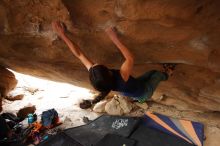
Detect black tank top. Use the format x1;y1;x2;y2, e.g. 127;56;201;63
110;69;146;97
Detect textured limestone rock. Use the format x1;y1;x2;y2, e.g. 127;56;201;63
93;100;108;113
0;0;220;112
0;67;17;112
0;67;17;97
117;95;133;114
105;95;132;115
105;96;124;115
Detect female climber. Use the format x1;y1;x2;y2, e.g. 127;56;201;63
52;21;175;109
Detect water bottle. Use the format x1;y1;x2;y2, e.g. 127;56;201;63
28;114;34;125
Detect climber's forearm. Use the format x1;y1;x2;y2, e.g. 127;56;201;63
106;28;134;61
61;34;81;57
61;34;94;70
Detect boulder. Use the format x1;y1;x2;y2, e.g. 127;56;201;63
0;0;220;112
0;67;17;97
105;96;124;115
105;95;132;115
93;100;108;113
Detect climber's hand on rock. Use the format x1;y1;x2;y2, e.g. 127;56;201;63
105;27;117;39
52;21;66;37
105;27;114;33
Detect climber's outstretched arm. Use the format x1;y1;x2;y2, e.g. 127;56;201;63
52;21;94;70
105;27;134;81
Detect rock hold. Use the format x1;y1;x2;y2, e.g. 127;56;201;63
93;100;108;113
105;95;132;115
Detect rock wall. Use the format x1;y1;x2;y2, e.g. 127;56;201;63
0;0;220;112
0;67;17;111
0;67;17;97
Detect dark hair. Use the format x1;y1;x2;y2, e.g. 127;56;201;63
89;65;114;92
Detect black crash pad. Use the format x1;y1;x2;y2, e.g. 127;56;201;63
64;115;140;146
130;125;195;146
38;115;197;146
95;134;136;146
38;132;83;146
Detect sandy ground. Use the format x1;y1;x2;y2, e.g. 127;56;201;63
2;71;100;128
2;71;220;146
